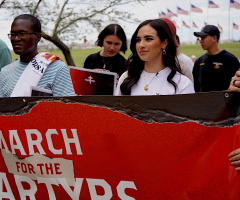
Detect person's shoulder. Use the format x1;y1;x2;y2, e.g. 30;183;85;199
0;39;9;50
178;53;190;59
194;54;207;63
1;60;19;72
197;53;207;59
50;59;66;67
177;73;195;93
116;53;125;58
0;39;6;46
84;52;101;67
116;53;126;61
118;71;128;82
174;71;193;84
119;71;128;78
221;50;238;58
220;50;240;65
178;53;193;62
86;52;100;59
47;59;69;73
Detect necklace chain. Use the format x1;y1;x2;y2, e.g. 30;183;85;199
102;57;111;69
102;57;106;69
143;71;160;91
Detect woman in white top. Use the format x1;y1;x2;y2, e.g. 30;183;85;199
115;19;194;95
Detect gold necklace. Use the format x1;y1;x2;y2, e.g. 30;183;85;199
143;72;159;91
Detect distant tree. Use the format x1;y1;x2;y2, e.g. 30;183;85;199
2;0;147;66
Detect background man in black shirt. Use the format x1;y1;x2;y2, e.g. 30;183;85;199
193;25;240;92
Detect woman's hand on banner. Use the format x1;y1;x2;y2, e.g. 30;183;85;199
229;148;240;170
228;70;240;92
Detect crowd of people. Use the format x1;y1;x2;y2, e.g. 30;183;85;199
1;14;240;169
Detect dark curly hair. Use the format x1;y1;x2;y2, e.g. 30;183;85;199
120;19;181;95
96;24;127;53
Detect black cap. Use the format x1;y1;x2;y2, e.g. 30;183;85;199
194;25;220;37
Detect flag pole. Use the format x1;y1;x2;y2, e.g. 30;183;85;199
228;2;231;42
207;1;209;23
189;0;192;44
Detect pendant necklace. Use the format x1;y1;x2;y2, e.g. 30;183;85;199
143;71;160;91
103;57;106;69
101;51;107;69
102;57;110;69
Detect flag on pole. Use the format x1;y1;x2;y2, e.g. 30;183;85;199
167;8;178;17
208;1;219;8
192;22;198;28
218;23;223;32
159;11;171;19
191;4;203;13
159;12;167;18
182;20;190;28
233;23;239;30
177;6;189;15
230;0;240;9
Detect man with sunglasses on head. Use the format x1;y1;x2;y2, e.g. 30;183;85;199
0;14;75;97
193;25;240;92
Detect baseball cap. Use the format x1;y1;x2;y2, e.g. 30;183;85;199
160;18;179;47
194;25;220;37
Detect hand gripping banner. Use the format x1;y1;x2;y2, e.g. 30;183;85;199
0;91;239;200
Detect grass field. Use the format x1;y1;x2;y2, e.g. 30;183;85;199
11;42;240;68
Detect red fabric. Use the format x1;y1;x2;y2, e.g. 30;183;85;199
0;101;239;199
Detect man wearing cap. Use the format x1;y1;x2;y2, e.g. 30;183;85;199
193;25;240;92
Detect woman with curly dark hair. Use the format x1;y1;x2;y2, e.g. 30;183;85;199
115;19;194;95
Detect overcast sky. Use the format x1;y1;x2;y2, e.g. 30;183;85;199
1;0;239;49
119;0;240;44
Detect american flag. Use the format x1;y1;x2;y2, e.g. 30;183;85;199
177;6;189;15
166;8;178;17
160;11;172;19
191;4;203;13
182;20;190;28
230;0;240;9
159;11;167;18
208;1;219;8
192;22;198;28
218;23;223;32
233;22;239;30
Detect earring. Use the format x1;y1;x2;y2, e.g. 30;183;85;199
162;49;166;55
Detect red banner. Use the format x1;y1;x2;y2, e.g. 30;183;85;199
0;92;240;199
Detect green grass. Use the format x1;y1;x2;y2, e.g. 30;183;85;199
11;42;240;68
179;43;240;60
